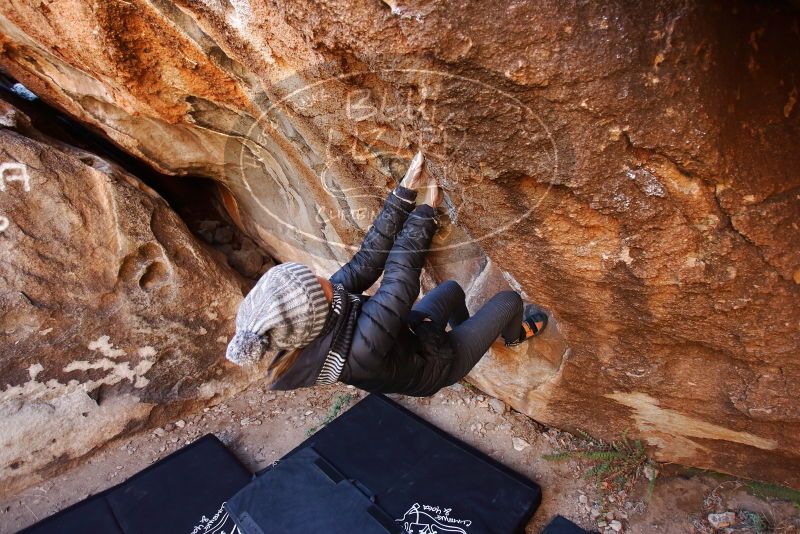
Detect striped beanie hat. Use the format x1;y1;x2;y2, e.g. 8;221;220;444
226;262;330;366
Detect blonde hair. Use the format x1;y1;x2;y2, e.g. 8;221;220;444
265;347;303;384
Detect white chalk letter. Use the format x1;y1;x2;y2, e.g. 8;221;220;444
0;163;31;192
347;89;376;122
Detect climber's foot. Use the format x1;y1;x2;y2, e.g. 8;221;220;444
506;305;547;346
521;312;547;339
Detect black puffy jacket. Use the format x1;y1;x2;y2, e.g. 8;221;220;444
270;186;454;396
333;188;455;397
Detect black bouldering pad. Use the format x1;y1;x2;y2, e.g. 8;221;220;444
21;434;251;534
262;393;542;534
541;515;596;534
20;493;123;534
226;446;400;533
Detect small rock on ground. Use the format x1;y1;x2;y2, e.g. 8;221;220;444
512;437;530;451
707;511;737;529
489;398;506;414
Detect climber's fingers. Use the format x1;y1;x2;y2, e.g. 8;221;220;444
399;151;425;190
421;174;443;208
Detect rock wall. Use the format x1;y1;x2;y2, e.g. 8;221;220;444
0;0;798;488
0;100;261;498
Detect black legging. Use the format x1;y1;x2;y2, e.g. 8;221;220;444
410;280;524;384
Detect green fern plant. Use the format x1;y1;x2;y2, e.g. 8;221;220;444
544;431;659;500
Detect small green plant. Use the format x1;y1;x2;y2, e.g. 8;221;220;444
739;510;770;534
306;393;354;436
544;431;659;500
745;480;800;506
685;467;800;508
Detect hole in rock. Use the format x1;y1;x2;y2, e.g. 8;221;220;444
139;261;169;290
0;73;273;284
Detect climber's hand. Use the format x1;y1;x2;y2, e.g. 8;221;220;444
399;151;425;190
421;173;443;208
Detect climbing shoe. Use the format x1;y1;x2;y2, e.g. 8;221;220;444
505;304;548;346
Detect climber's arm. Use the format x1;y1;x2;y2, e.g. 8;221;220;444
348;204;438;360
329;185;418;293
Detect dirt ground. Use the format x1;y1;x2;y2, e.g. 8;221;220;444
1;380;797;534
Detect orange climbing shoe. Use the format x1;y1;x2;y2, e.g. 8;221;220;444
522;304;548;338
506;305;547;346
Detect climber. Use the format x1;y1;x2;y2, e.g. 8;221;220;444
225;152;548;396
